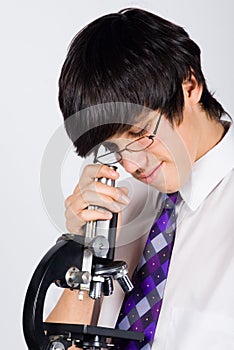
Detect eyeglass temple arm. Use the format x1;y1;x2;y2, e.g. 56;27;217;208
152;114;162;135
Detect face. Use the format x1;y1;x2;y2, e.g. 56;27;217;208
104;106;200;193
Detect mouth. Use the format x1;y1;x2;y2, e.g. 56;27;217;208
138;162;163;183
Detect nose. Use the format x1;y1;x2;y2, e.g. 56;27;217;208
121;159;139;174
120;151;145;174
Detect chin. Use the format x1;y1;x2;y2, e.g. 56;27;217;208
151;165;189;193
150;178;180;193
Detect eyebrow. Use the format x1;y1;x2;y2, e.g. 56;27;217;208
128;120;153;134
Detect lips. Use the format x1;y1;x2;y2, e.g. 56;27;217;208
138;162;163;183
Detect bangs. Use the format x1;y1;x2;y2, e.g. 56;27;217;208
64;102;151;157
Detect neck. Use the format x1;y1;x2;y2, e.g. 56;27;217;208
196;114;225;160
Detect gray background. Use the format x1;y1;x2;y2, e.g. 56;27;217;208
0;0;233;348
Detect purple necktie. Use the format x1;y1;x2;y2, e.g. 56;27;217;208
115;192;178;350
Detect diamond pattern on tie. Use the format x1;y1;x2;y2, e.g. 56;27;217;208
115;192;178;350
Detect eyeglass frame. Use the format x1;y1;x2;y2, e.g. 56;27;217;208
94;114;162;165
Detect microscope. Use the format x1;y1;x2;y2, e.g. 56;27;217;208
23;167;144;349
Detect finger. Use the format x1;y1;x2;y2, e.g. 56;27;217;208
118;186;129;196
80;208;113;222
65;194;74;209
66;216;84;234
75;164;119;192
66;183;129;216
65;209;113;234
66;224;83;235
65;202;113;221
79;189;127;213
91;182;130;205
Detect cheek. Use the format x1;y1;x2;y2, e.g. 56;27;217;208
151;134;192;169
148;159;191;193
157;118;196;162
148;135;193;191
176;129;198;163
161;161;191;192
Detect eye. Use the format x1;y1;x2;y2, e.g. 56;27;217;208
128;128;147;138
128;122;151;138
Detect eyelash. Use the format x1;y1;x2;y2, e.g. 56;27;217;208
129;129;147;138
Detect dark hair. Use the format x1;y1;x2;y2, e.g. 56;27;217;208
59;8;225;157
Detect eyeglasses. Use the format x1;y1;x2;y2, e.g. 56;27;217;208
94;115;162;165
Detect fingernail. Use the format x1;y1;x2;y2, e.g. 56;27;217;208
109;169;118;176
105;211;113;219
119;193;130;204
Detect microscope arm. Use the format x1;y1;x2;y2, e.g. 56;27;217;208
23;235;85;350
22;234;144;350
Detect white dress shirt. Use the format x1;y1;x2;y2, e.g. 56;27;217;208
98;119;234;349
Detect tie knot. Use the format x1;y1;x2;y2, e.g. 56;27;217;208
163;192;178;209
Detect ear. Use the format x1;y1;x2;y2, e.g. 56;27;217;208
182;73;203;105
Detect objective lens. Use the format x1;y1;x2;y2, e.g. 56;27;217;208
117;274;134;293
103;276;114;296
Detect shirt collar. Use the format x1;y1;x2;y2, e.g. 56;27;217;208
180;118;234;211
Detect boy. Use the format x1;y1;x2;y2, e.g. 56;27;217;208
47;8;234;349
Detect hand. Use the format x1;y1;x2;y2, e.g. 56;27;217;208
64;164;130;234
